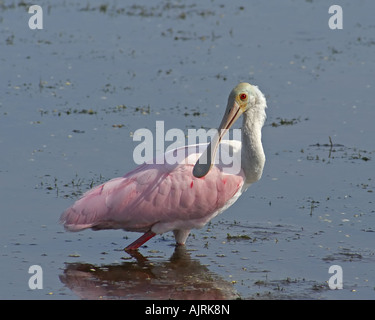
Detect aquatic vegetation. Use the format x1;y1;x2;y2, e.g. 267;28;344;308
36;173;107;198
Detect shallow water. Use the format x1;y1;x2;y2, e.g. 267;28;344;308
1;0;374;299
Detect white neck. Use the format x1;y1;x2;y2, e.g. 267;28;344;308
241;93;266;185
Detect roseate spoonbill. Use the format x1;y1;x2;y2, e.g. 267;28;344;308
60;82;267;251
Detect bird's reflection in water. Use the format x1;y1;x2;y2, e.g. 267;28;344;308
60;246;239;300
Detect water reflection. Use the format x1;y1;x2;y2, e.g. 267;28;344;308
60;246;238;300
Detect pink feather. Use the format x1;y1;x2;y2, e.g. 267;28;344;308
60;144;244;238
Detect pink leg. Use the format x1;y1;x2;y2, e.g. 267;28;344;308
125;230;156;251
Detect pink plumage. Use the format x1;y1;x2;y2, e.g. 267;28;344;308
60;144;245;248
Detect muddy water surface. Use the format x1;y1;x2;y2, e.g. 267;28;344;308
1;0;374;299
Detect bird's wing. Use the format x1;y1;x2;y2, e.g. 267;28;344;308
60;142;244;233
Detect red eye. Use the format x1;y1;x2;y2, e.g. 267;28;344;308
240;93;247;100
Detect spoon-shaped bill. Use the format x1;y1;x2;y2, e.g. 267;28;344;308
193;100;243;178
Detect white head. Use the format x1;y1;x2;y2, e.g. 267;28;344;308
222;82;267;130
193;82;267;178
